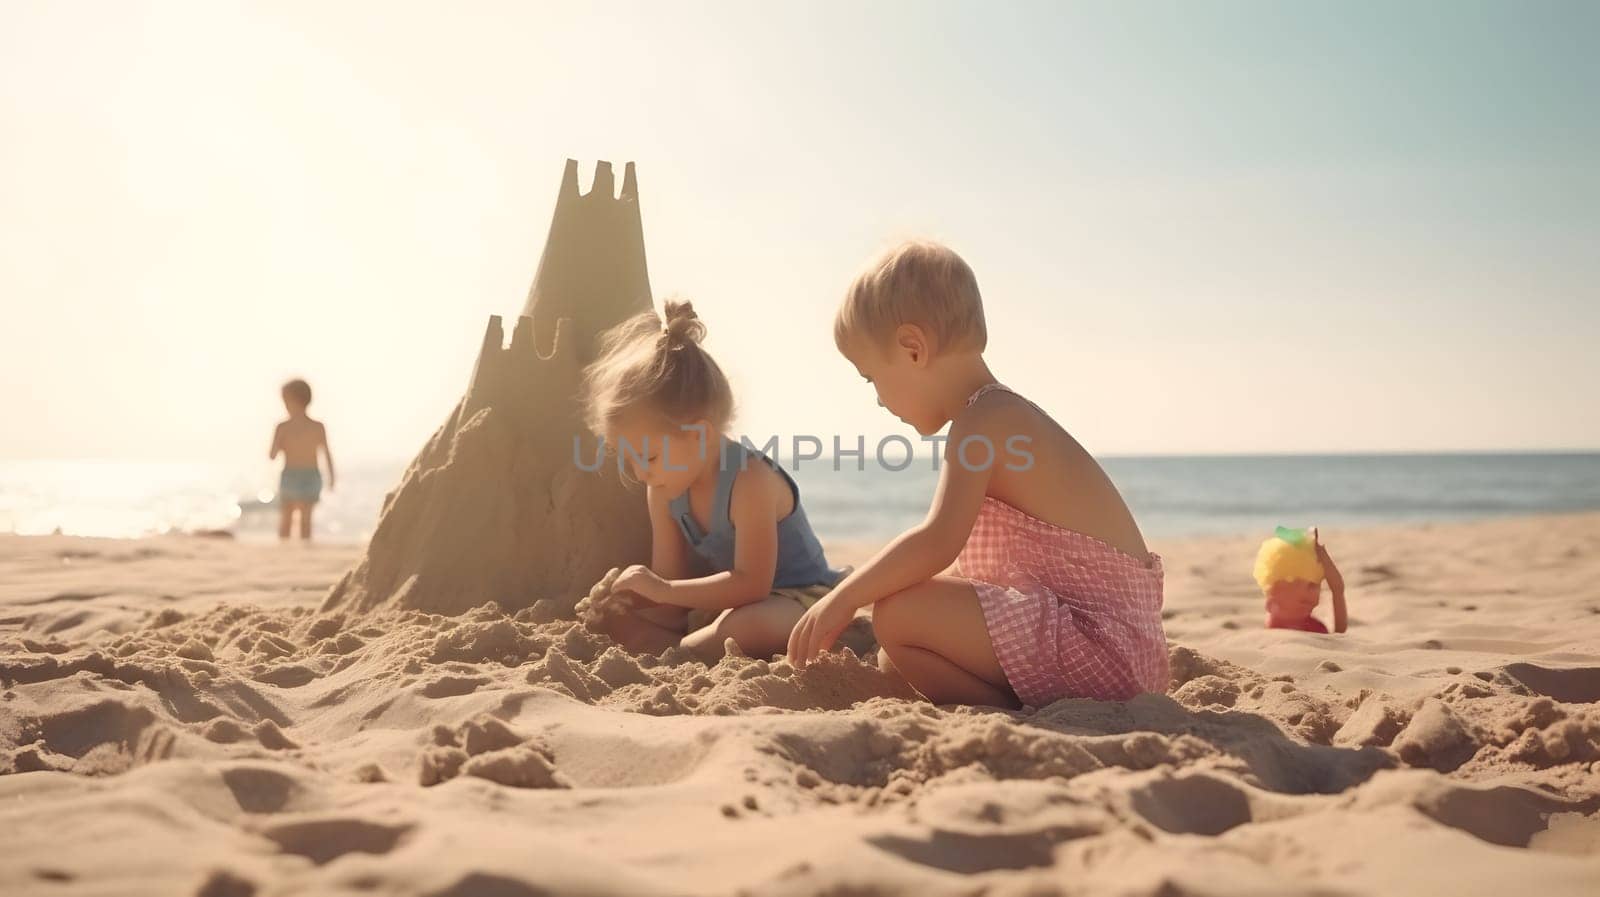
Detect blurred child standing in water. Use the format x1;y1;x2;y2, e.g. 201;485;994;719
269;378;335;541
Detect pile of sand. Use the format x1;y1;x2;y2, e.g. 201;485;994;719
323;160;653;618
2;515;1598;895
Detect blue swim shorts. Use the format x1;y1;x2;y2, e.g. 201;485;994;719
279;467;323;504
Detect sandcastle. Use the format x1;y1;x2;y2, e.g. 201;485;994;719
322;160;654;617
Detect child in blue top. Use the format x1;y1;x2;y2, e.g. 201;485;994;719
583;300;840;661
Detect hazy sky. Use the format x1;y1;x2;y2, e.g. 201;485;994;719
2;0;1596;467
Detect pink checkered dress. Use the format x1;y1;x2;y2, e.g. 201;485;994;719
957;384;1169;708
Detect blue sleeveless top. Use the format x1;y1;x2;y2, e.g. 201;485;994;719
667;439;840;589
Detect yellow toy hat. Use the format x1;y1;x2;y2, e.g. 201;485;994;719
1253;526;1325;591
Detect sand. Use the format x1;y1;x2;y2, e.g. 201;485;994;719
2;512;1598;896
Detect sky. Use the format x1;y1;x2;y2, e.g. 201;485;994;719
2;0;1596;469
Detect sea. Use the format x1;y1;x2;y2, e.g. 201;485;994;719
3;453;1599;546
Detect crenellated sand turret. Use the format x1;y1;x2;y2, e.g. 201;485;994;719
322;161;654;616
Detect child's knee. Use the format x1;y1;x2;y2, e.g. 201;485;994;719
721;606;792;656
681;610;751;659
871;589;918;643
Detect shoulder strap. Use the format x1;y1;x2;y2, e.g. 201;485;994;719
711;438;744;532
966;382;1050;418
965;382;1015;407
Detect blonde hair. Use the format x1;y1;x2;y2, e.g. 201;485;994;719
834;240;987;354
1253;536;1325;591
583;299;735;435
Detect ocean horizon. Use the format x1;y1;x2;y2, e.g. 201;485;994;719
3;450;1598;546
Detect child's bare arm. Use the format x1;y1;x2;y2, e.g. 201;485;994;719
834;467;986;612
625;467;782;610
786;425;991;667
602;486;698;630
318;423;336;490
645;484;695;581
268;423;283;460
812;408;996;614
1315;530;1348;633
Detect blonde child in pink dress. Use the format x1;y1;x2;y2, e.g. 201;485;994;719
788;241;1168;709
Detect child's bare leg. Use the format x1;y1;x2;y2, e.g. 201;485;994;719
872;576;1018;708
278;504;293;540
298;503;314;541
680;595;805;663
602;604;686;655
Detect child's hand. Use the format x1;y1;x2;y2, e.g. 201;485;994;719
1312;529;1344;588
614;564;666;602
786;591;855;669
574;567;654;628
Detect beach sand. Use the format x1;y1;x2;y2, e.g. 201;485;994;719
1;513;1598;896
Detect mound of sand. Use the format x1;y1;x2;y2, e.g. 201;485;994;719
2;516;1598;895
323;161;653;618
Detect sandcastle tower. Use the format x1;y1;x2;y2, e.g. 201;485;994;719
322;160;654;617
524;159;651;359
